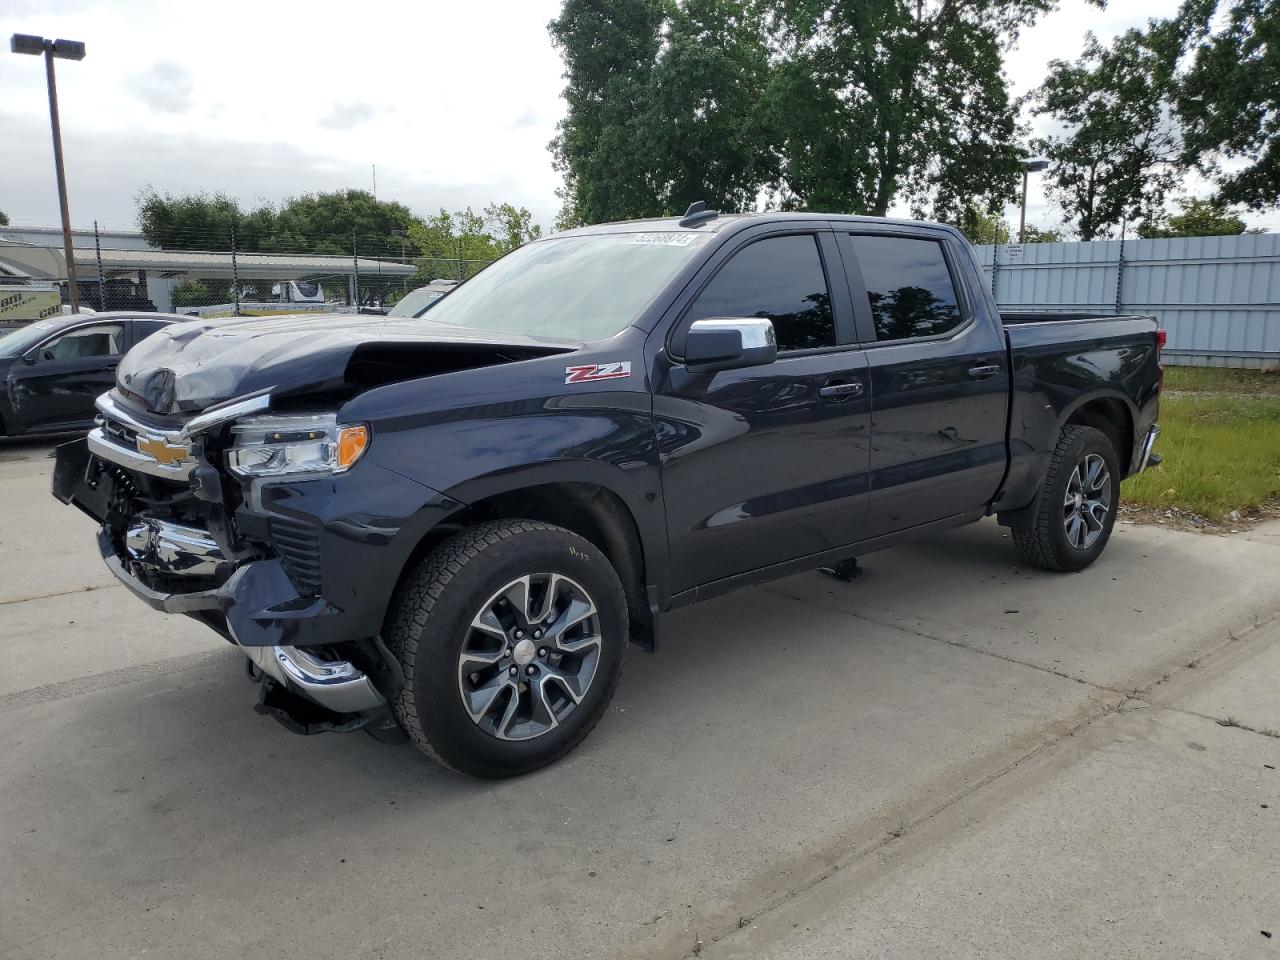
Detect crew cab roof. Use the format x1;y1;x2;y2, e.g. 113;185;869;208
554;211;962;239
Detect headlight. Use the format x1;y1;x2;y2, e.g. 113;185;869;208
226;413;369;478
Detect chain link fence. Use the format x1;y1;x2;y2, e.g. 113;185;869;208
0;224;497;324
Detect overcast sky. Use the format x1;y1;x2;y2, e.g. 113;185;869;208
2;0;1273;236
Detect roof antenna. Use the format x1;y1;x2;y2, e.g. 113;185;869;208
678;200;719;228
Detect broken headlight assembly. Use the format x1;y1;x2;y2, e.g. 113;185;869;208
226;413;369;478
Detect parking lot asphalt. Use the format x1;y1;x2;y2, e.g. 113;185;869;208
2;435;1278;960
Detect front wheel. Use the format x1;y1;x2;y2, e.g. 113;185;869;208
1012;425;1120;572
385;520;627;778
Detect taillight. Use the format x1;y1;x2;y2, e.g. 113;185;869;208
1155;328;1166;392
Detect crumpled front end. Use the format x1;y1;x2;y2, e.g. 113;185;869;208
52;388;452;736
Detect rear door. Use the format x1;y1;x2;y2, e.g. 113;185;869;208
653;226;872;594
6;321;127;432
837;230;1010;537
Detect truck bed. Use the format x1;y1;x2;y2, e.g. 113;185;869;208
1000;312;1155;325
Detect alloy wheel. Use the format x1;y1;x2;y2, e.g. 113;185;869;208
456;573;602;741
1062;453;1111;550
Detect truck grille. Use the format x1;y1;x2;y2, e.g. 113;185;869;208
270;516;323;595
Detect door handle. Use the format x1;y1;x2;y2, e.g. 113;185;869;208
968;364;1002;379
818;380;864;400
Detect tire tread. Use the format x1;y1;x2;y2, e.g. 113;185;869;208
1012;425;1115;572
384;519;624;776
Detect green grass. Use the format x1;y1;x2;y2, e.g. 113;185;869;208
1122;391;1280;520
1163;365;1280;396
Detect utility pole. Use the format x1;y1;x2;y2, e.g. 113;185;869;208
93;219;105;310
1019;158;1050;244
11;34;87;313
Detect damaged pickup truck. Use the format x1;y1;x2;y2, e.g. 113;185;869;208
53;209;1163;777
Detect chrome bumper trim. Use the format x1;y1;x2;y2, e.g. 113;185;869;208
126;518;227;578
1136;423;1161;473
88;427;195;479
97;530;383;715
244;645;385;714
89;391;273;481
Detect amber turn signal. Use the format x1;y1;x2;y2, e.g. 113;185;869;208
336;424;369;472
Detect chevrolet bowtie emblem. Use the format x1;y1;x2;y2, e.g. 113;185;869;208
136;436;191;466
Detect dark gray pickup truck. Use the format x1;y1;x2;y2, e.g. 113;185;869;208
53;210;1162;776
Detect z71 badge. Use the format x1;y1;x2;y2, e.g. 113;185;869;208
565;361;632;384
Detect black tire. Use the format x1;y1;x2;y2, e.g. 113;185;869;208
1012;425;1121;572
385;519;627;778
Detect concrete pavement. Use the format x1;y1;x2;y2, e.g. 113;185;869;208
1;436;1277;960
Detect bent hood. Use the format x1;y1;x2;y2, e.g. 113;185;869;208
115;312;576;415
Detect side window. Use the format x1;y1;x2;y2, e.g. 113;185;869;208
686;234;835;352
848;236;963;342
34;324;126;362
132;320;170;343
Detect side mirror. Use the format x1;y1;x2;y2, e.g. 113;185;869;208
21;352;38;366
683;318;777;372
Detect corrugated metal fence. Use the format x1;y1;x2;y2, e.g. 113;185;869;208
974;233;1280;369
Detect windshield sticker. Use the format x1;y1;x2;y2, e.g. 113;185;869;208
628;232;698;247
565;361;632;384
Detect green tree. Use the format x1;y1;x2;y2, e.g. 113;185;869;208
768;0;1076;220
952;206;1011;244
268;190;419;256
550;0;1094;226
0;208;9;227
1022;224;1065;243
136;189;422;255
481;203;543;253
407;203;543;280
169;280;222;308
549;0;774;227
549;0;668;227
1176;0;1280;209
136;190;276;250
1029;24;1184;241
1136;197;1250;238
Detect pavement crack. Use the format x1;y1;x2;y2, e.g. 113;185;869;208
763;583;1128;698
0;648;237;714
0;581;118;607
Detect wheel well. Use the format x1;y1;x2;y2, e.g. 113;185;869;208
391;482;654;649
1066;398;1133;474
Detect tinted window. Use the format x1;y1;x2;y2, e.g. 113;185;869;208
687;235;835;352
132;320;170;342
36;323;125;361
848;236;963;341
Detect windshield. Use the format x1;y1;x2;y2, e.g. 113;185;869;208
387;287;445;318
0;320;60;359
421;232;711;341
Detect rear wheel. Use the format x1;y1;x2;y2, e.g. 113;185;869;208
385;520;626;777
1013;425;1120;572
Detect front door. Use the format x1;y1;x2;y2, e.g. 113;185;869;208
6;322;126;433
653;229;871;595
837;231;1010;537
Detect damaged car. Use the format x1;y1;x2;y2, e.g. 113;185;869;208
53;209;1162;777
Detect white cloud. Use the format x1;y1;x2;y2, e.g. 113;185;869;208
319;101;379;130
2;0;1275;236
126;61;195;114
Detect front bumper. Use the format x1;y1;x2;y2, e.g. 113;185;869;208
97;529;385;714
54;421;457;726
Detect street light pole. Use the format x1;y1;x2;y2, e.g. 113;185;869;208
1019;158;1050;244
11;34;87;313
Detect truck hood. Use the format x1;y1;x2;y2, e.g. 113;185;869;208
115;312;576;415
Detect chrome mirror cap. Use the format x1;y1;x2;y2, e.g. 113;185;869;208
684;317;778;372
